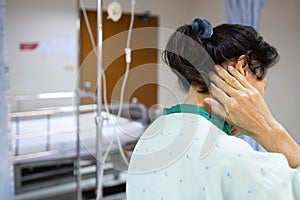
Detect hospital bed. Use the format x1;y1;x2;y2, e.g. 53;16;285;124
11;94;149;199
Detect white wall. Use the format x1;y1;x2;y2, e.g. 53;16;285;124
7;0;77;111
260;0;300;143
7;0;300;143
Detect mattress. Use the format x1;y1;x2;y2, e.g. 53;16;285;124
12;111;145;164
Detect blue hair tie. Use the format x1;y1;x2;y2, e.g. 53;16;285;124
190;18;213;39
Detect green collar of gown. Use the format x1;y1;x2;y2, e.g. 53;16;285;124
163;104;231;135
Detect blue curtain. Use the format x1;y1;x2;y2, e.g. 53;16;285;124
0;0;14;199
223;0;265;30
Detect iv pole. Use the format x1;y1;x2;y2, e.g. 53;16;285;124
76;0;103;198
95;0;104;199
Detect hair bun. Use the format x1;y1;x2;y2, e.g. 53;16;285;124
190;18;213;39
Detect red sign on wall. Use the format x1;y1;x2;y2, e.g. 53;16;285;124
19;42;39;50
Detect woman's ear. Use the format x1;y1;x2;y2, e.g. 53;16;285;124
234;55;248;76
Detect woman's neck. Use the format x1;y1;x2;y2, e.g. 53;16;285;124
184;85;211;114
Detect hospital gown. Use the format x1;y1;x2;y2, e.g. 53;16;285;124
126;104;300;200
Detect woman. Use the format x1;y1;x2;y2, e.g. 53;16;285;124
126;18;300;199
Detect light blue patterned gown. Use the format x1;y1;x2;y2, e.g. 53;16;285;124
126;104;300;200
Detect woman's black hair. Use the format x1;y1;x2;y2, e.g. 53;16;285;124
162;20;279;92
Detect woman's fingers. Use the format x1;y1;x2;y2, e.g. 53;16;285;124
227;66;253;89
210;72;239;97
204;97;226;119
209;72;225;89
209;82;230;104
215;65;244;90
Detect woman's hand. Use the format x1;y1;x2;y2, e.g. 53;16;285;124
205;65;300;168
205;65;276;137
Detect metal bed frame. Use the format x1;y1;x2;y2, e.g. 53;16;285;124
11;92;149;199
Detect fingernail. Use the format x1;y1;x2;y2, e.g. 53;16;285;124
215;65;220;71
228;66;234;71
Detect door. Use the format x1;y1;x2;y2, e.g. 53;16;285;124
80;11;158;108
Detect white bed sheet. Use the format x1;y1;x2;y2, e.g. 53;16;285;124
12;111;145;164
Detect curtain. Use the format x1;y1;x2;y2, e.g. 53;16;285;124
0;0;14;199
223;0;265;30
